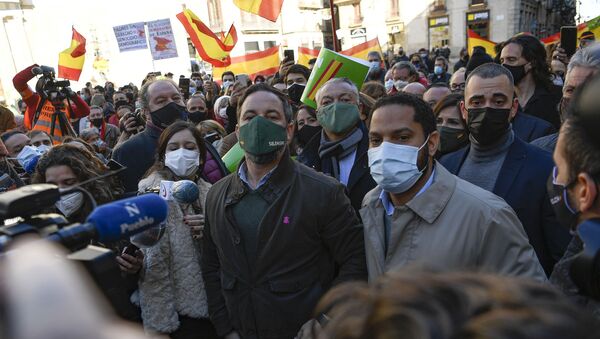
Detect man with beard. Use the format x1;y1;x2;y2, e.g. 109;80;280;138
202;83;366;339
440;63;571;276
112;79;227;192
362;93;545;282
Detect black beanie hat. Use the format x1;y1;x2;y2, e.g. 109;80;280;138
465;46;493;79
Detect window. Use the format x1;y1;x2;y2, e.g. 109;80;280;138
388;0;399;18
353;3;362;25
264;41;276;49
207;0;223;30
471;0;485;5
245;41;260;53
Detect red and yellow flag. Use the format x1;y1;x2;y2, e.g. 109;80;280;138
58;27;86;81
212;46;280;82
340;38;383;61
233;0;284;22
541;15;600;45
467;29;497;57
298;47;319;67
176;9;238;67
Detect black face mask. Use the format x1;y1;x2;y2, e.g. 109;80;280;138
437;126;469;155
287;83;306;104
467;107;511;145
296;125;321;146
91;118;103;128
547;168;580;231
502;64;528;85
189;111;208;124
150;102;188;129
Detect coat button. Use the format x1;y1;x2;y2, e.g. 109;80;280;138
234;237;240;245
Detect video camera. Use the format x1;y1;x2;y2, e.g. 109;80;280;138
32;66;72;106
0;184;168;319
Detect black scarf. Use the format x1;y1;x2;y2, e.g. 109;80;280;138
318;127;363;180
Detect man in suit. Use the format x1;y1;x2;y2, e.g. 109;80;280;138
297;78;376;213
440;63;571;276
512;109;556;142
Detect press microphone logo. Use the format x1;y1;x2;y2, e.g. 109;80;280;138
120;202;155;234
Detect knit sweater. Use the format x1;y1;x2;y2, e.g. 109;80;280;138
458;129;514;192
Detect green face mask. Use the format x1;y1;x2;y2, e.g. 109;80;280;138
317;102;360;134
239;116;288;156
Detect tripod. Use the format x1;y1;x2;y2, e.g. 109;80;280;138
33;92;76;140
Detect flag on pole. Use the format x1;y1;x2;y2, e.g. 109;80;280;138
58;27;86;81
541;15;600;45
467;29;497;57
233;0;284;22
340;38;383;61
176;9;238;67
301;49;370;109
212;46;280;82
298;47;319;67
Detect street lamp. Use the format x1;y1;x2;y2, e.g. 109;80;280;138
2;16;17;74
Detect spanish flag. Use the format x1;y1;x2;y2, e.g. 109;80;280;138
467;29;497;57
298;47;320;67
212;46;280;82
233;0;284;22
58;27;86;81
176;9;238;67
541;15;600;45
340;38;383;61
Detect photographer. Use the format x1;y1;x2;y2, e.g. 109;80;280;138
549;73;600;316
12;64;90;142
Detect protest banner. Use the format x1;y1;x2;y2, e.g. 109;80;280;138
147;19;178;60
113;22;147;52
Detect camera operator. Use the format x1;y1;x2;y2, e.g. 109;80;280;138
12;64;90;142
549;73;600;315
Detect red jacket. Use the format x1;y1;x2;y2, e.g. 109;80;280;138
13;64;89;139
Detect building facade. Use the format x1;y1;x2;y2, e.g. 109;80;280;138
334;0;575;58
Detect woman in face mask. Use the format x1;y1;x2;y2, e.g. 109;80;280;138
137;121;218;338
31;144;123;223
295;105;321;156
433;93;469;157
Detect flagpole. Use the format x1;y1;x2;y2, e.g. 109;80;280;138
328;0;339;52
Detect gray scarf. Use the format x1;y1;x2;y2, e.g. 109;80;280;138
318;127;363;180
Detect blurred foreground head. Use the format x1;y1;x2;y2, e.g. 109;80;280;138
315;270;600;339
1;239;163;339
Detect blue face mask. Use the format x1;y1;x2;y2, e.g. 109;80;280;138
434;66;444;75
368;136;430;194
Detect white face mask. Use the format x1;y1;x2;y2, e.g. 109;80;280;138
222;80;233;90
394;80;408;91
368;136;430;194
385;79;395;92
16;145;42;168
165;148;200;178
218;107;228;119
369;61;380;70
55;189;85;217
36;144;52;154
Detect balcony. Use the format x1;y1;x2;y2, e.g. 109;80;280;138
333;0;360;6
469;0;486;9
429;1;447;15
298;0;322;10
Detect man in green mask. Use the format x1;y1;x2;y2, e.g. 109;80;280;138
201;83;367;339
297;77;376;212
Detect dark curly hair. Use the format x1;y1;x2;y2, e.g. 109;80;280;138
32;144;123;206
500;34;553;90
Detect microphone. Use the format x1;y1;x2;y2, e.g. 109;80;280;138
47;194;168;251
170;180;200;204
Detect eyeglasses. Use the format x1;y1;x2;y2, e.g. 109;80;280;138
450;83;465;91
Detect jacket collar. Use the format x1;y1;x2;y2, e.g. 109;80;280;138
227;149;295;205
363;162;456;224
493;136;528;197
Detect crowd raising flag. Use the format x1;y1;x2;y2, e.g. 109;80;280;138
298;46;319;67
57;27;86;81
233;0;285;22
301;48;370;109
176;8;238;67
340;37;383;61
467;29;497;56
212;46;280;83
541;15;600;45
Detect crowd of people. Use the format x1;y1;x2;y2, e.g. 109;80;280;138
1;29;600;339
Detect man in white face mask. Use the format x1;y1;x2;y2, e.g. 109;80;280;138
361;93;546;282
